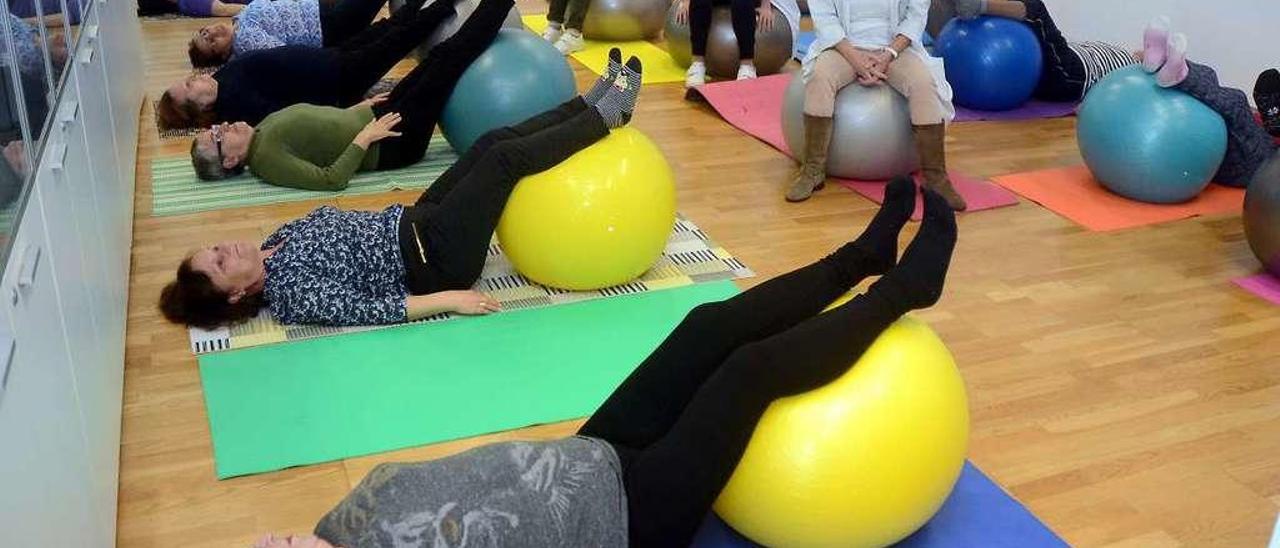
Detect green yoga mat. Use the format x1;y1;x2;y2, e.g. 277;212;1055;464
149;140;457;216
199;281;741;479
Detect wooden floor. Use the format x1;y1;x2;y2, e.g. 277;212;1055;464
117;6;1280;547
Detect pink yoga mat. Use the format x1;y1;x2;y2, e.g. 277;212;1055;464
1233;273;1280;306
954;100;1078;123
693;75;1019;216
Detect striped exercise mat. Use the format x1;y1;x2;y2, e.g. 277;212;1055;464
149;139;457;216
188;214;755;354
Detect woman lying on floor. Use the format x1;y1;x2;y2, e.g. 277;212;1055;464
956;0;1278;187
251;177;958;548
186;0;391;67
188;42;628;190
158;0;504;129
159;56;644;328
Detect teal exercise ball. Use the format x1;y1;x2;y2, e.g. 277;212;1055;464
1076;65;1227;204
441;29;578;152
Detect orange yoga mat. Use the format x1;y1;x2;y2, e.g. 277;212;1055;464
992;165;1245;231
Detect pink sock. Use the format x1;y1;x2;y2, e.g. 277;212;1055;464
1156;33;1188;87
1142;16;1171;73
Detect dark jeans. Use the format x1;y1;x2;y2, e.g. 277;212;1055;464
372;0;510;169
396;98;609;293
690;0;758;59
333;0;467;104
1020;0;1087;101
1177;62;1280;187
319;0;390;46
547;0;589;30
577;246;909;547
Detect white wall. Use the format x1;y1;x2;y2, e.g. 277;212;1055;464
1045;0;1279;101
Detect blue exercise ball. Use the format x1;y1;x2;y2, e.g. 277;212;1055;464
1077;65;1228;204
935;16;1043;111
441;29;578;152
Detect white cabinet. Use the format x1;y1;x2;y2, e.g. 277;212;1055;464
39;67;123;543
0;0;143;544
0;187;101;548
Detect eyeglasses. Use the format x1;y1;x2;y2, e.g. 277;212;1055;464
210;124;223;160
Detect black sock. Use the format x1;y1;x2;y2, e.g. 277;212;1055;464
1255;68;1280;137
867;187;957;312
822;176;915;281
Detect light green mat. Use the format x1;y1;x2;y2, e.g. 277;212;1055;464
149;140;457;216
199;281;740;479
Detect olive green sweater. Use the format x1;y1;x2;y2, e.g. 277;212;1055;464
247;104;381;191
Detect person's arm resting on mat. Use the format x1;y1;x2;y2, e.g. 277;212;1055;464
406;291;502;320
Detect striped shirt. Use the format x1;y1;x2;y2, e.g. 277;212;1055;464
1067;40;1137;94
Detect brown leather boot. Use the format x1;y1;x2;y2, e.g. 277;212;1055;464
786;115;833;202
912;123;968;211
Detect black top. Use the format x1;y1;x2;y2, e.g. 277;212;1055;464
212;45;344;125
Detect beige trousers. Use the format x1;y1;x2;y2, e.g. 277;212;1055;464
803;48;948;125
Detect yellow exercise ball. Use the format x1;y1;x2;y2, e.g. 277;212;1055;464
497;127;676;290
714;297;969;548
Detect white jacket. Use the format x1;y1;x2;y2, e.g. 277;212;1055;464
801;0;954;121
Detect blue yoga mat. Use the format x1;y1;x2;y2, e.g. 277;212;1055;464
692;461;1068;548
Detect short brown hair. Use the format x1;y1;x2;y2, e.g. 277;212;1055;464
157;89;216;130
188;37;228;68
159;257;265;329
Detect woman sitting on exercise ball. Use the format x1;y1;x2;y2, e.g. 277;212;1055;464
789;0;965;209
956;0;1278;188
160;55;644;328
673;0;801;86
186;0;395;67
250;175;958;548
158;0;483;130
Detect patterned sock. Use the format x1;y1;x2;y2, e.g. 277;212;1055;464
583;48;622;106
594;56;643;128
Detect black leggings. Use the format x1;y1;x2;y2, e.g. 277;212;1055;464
319;0;389;47
397;98;610;292
373;0;510;169
690;0;758;59
1020;0;1087;102
578;244;910;547
333;0;472;105
1177;62;1280;187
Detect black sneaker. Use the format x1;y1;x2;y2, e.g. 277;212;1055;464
1255;68;1280;137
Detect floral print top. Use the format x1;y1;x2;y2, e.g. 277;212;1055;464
232;0;322;56
262;205;408;326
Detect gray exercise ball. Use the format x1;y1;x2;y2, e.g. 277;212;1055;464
664;4;793;78
388;0;524;60
781;73;919;180
1244;152;1280;276
582;0;668;41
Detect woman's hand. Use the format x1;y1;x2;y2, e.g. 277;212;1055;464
756;1;774;32
866;49;895;80
353;112;402;149
441;290;502;315
674;0;690;26
842;48;887;85
352;92;390;110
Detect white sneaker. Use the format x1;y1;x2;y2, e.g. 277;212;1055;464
736;63;757;80
685;61;707;88
542;23;563;44
554;30;585;55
